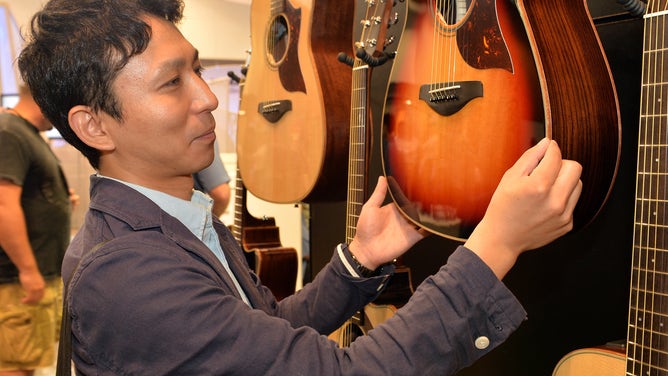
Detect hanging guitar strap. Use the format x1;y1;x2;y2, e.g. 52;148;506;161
56;241;108;376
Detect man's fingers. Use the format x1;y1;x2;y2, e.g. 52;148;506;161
505;138;550;178
556;161;583;216
365;176;388;208
526;139;563;184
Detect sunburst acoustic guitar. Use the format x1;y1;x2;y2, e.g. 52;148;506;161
381;0;621;240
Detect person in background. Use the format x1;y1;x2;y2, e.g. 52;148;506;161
18;0;582;374
193;139;231;218
0;85;77;376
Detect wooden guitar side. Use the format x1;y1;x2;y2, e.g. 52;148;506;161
237;0;352;204
552;347;625;376
517;0;621;230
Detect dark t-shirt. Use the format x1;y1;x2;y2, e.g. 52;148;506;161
0;113;71;282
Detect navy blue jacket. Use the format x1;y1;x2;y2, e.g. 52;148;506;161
62;175;526;375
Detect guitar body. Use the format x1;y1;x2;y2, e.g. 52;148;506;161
232;166;299;299
552;347;625;376
328;304;397;346
237;0;352;203
382;0;620;240
255;246;298;301
383;0;544;239
236;176;299;298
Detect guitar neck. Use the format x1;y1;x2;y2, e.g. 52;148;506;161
346;61;371;243
627;2;668;374
232;166;246;244
345;0;397;243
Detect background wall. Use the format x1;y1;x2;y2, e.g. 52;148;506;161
3;0;252;61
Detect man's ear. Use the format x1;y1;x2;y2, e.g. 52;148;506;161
68;105;114;151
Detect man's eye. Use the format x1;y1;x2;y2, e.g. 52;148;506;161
166;77;181;86
194;66;204;77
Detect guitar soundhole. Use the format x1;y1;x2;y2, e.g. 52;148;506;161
266;15;289;66
431;0;471;26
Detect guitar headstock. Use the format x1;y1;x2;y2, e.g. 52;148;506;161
340;0;404;68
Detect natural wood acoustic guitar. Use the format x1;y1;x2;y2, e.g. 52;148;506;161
381;0;621;240
553;2;668;374
229;60;298;301
236;0;353;204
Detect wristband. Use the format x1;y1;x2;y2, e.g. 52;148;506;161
348;248;377;278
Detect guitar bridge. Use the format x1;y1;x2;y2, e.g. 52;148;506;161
258;100;292;123
419;81;483;116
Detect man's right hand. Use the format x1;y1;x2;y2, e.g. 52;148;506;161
465;138;583;279
19;269;46;304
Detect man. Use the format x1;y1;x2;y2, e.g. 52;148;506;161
194;139;231;218
0;85;73;376
18;0;582;374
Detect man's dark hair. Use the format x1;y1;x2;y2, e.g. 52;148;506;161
18;0;185;169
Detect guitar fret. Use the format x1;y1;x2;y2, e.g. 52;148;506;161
627;332;668;351
642;46;668;54
645;9;668;18
634;222;668;228
631;267;668;278
626;359;668;375
632;247;668;259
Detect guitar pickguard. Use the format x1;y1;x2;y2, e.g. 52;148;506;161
454;0;513;72
273;0;306;93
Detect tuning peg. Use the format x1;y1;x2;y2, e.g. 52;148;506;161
388;12;399;26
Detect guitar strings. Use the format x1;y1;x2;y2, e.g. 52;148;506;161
657;4;668;371
429;0;469;103
647;4;659;371
648;3;667;371
631;2;649;373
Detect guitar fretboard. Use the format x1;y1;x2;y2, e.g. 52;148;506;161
232;167;246;244
628;2;668;374
346;61;370;244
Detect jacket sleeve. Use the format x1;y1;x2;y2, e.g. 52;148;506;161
266;244;395;335
69;234;525;376
213;221;394;335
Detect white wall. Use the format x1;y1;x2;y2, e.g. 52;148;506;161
3;0;251;61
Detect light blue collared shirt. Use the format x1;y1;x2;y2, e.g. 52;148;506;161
101;175;251;306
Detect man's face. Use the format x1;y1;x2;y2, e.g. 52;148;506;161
100;15;219;184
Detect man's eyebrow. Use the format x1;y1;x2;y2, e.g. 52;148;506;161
151;49;200;82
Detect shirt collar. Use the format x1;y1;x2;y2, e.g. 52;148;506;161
97;174;213;240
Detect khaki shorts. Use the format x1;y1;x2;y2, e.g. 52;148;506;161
0;278;62;371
